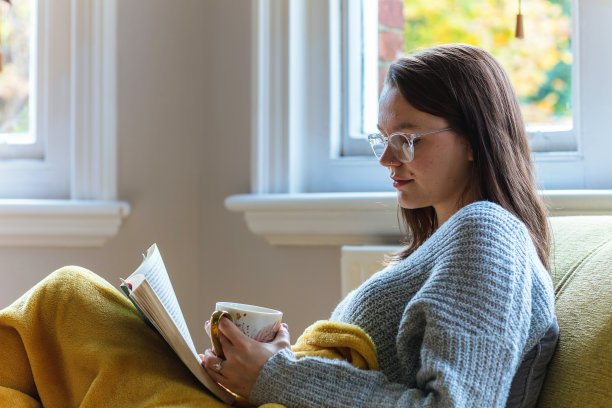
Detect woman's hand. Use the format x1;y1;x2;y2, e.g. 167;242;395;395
200;317;291;400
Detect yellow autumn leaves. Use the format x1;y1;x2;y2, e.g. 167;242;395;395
402;0;572;125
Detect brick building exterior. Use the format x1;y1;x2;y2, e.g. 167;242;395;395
378;0;404;94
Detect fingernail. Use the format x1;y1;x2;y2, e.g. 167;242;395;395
281;323;288;329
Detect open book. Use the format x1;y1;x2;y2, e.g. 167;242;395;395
120;243;235;404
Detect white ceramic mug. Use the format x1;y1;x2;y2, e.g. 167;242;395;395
210;302;282;358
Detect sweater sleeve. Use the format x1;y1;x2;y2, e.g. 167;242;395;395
249;204;534;408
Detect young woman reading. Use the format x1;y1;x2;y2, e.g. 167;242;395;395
200;43;558;407
0;44;557;408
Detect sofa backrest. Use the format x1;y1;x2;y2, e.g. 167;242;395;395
536;216;612;407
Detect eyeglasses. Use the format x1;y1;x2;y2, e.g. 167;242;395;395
367;127;452;163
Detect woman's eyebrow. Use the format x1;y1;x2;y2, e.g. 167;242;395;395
377;122;419;133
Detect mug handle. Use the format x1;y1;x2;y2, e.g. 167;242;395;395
210;310;233;359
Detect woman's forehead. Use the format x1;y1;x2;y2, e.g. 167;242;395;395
378;90;445;133
378;88;417;130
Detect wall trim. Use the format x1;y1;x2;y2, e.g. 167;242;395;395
225;190;612;246
0;200;130;247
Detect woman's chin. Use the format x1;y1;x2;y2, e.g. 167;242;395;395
396;191;426;210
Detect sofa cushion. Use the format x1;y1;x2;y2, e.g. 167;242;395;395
536;216;612;407
506;317;559;408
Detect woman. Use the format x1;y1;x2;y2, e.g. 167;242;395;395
200;44;557;407
0;44;556;408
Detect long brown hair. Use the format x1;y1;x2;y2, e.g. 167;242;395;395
386;43;550;270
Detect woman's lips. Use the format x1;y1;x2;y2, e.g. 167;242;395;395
393;179;413;188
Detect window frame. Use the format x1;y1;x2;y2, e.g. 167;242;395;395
224;0;612;247
252;0;611;194
343;0;379;149
0;0;120;200
0;0;71;198
342;0;579;157
0;0;129;247
0;0;42;158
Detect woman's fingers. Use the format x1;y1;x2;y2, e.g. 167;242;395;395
214;317;246;359
204;320;211;338
201;349;227;381
218;316;248;346
272;323;291;348
200;320;292;400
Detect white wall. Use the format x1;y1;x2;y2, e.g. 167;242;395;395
0;0;342;351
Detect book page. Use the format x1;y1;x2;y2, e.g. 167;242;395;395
130;243;197;356
130;279;234;404
122;244;235;404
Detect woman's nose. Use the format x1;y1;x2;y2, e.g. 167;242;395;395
378;147;402;167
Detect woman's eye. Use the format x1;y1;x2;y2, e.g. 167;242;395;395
413;138;422;145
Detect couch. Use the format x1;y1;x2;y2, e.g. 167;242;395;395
536;216;612;407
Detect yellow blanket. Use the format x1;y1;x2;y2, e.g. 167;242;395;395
256;320;378;408
0;267;377;408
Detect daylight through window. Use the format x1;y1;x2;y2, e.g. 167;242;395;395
0;0;33;145
346;0;574;156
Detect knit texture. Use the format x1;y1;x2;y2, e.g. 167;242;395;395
250;201;556;408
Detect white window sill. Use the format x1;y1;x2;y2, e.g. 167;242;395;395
225;190;612;246
0;200;130;247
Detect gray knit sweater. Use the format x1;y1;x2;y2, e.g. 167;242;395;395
250;201;556;407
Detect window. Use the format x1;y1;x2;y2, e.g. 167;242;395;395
0;0;37;152
0;0;128;247
252;0;612;194
225;0;612;247
344;0;575;158
0;0;119;200
0;0;70;198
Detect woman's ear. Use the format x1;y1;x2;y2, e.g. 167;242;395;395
463;139;474;162
459;135;474;162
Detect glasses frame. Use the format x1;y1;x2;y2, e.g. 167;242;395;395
367;127;452;163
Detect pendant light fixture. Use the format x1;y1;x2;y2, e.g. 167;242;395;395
516;0;525;39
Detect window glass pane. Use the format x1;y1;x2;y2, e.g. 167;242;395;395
0;0;32;143
379;0;572;128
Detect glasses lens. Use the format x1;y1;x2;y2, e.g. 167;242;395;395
389;134;414;163
401;138;414;162
368;134;386;158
